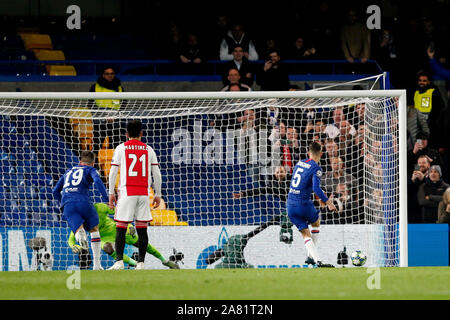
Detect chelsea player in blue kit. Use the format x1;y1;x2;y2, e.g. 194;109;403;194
287;141;337;267
53;151;109;270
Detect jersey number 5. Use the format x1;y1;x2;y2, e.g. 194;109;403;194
291;167;303;187
128;154;146;177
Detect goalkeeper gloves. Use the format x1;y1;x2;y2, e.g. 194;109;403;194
71;244;83;254
127;224;136;237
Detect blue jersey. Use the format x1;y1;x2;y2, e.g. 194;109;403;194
287;159;328;205
52;164;108;207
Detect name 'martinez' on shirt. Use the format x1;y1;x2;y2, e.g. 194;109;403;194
124;145;148;150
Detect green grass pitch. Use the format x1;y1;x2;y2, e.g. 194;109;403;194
0;267;449;300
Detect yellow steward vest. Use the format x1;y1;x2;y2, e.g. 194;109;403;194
94;83;123;110
414;88;434;114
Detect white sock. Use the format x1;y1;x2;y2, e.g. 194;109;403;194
306;228;320;259
311;227;320;246
90;231;101;266
304;237;320;263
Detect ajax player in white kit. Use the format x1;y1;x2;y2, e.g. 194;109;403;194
108;120;162;270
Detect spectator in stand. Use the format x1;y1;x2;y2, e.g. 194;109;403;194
209;14;230;59
307;1;340;59
303;119;326;138
336;120;356;164
322;182;358;224
179;33;204;64
221;68;251;91
409;154;432;222
286;35;317;60
350;124;366;179
353;102;365;130
89;67;123;156
268;120;287;146
279;126;300;174
161;20;183;60
256;50;291;91
221;44;254;87
407;104;430;153
373;25;399;82
407;129;445;180
408;133;434;162
411;70;445;149
322;156;357;201
235;109;262;185
322;138;339;173
324;107;356;140
299;120;328;162
427;47;450;108
267;124;300;177
261;98;283;130
437;187;450;223
260;38;279;61
219;22;259;61
417;165;450;223
340;8;371;64
228;84;242;91
411;154;432;186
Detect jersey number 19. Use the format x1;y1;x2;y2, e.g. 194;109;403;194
63;168;84;188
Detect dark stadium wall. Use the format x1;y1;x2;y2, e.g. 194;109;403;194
0;81;224;92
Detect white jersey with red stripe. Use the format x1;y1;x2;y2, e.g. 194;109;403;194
111;139;159;197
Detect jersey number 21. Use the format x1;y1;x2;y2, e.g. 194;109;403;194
128;153;146;177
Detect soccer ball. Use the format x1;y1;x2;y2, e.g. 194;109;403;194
351;250;367;266
39;251;54;271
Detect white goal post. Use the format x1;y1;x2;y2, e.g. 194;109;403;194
0;90;408;270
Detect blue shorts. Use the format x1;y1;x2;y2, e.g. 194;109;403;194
287;201;320;231
62;201;99;233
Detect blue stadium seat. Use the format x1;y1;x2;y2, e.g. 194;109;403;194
0;123;18;134
16;147;39;161
40;213;58;227
28;212;43;226
0;150;8;161
28;173;53;188
11;212;28;226
47;200;61;214
38;186;53;199
1;173;24;188
0;159;15;174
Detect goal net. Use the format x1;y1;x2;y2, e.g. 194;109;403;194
0;91;408;271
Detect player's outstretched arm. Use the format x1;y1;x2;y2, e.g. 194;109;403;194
206;249;225;264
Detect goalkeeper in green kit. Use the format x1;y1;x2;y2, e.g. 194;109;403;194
68;203;179;269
